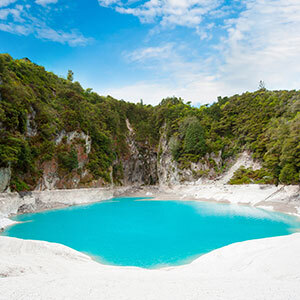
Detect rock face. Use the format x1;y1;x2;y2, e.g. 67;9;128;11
35;123;160;190
157;128;181;185
34;125;264;190
157;127;226;185
35;130;101;191
2;122;267;192
121;120;158;186
54;130;92;153
26;107;37;137
0;166;11;192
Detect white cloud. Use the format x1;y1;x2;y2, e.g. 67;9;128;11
100;76;228;106
0;5;24;22
35;0;58;6
0;9;10;19
101;81;177;104
126;43;174;62
98;0;121;7
102;43;230;105
0;2;91;46
220;0;300;91
100;0;224;29
0;0;17;8
100;0;300;105
36;27;91;46
0;22;31;35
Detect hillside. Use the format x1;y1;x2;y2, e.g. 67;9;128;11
0;54;299;192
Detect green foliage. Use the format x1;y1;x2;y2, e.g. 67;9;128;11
0;138;20;167
229;166;275;185
67;70;74;82
112;162;124;185
258;80;266;91
1;53;299;189
0;55;4;73
0;54;157;188
279;164;299;184
10;177;30;192
169;136;181;161
58;147;78;172
87;129;113;182
184;121;206;156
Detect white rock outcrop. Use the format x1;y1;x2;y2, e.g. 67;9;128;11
217;151;262;184
55;130;91;154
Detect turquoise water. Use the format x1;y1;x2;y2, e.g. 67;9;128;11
2;197;300;268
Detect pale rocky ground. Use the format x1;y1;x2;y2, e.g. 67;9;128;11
0;233;300;300
125;184;300;216
0;187;131;231
216;151;262;184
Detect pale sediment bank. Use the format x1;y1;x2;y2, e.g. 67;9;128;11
0;233;300;300
126;184;300;217
0;184;300;299
0;186;131;231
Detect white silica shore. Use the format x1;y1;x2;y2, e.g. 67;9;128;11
0;184;299;299
0;233;300;300
154;184;300;216
0;217;16;230
0;186;131;231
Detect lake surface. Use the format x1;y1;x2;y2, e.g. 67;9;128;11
3;197;300;268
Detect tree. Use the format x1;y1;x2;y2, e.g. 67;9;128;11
58;147;78;172
279;164;298;184
258;80;266;90
67;70;74;82
183;120;206;156
169;136;181;161
0;56;4;73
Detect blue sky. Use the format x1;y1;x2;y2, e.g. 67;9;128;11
0;0;299;105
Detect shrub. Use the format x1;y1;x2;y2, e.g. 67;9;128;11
10;178;30;192
58;147;78;172
169;136;181;161
279;164;299;184
229;166;275;185
183;120;206;156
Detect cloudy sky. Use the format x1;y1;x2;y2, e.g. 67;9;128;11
0;0;299;105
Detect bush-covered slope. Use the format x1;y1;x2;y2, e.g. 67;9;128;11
0;54;158;190
0;54;299;191
153;92;299;185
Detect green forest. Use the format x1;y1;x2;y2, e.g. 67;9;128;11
0;54;299;191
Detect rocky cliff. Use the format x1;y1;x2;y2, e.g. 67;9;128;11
121;120;158;186
34;130;104;191
1;54;299;191
0;119;159;192
0;119;272;192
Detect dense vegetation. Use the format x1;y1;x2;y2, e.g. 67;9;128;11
0;54;299;191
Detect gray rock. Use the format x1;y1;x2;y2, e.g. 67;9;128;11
0;166;11;192
17;204;36;214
